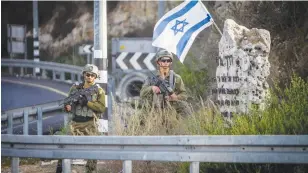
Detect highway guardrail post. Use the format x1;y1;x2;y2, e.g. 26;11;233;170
123;160;132;173
8;113;13;134
37;107;42;135
23;109;29;135
63;159;71;173
190;162;200;173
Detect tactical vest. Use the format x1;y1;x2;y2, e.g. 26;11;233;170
152;70;176;90
73;83;101;118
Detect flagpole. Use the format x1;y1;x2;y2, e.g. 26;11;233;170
198;0;223;36
213;22;223;36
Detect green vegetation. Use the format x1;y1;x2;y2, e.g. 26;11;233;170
173;58;210;99
173;53;209;101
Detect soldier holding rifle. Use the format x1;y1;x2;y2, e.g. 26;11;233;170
140;49;191;117
57;64;105;173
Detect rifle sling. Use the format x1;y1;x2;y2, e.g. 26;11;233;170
169;70;174;90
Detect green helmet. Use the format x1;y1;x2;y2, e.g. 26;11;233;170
82;64;99;77
155;49;173;62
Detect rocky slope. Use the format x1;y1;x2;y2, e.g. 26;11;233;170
38;1;161;58
2;1;308;84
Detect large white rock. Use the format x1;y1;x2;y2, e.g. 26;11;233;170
216;19;271;118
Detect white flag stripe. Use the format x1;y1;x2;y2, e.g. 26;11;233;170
116;52;128;70
153;1;198;41
178;15;213;62
153;3;206;54
129;52;142;70
152;0;213;63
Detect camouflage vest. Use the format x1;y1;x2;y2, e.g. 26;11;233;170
152;71;176;106
73;83;101;118
151;70;175;90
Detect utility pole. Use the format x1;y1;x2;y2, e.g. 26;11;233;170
158;0;166;19
33;0;40;77
94;0;109;134
157;1;165;52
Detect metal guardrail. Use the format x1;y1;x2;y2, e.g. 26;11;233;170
1;100;64;135
1;58;82;133
1;100;63;122
2;135;308;173
1;59;83;83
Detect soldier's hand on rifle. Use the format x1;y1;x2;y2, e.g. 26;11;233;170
65;105;72;112
152;86;161;94
79;95;88;106
165;93;178;101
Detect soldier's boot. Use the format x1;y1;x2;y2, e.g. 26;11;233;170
56;159;62;173
85;160;97;173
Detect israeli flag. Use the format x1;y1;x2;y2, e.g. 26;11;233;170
152;0;214;63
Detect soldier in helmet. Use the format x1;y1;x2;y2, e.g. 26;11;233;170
140;49;191;117
56;64;105;173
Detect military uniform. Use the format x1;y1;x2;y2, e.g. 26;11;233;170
56;64;105;173
67;82;105;135
139;49;192;116
140;70;191;117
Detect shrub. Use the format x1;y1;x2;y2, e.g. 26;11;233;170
228;74;308;135
180;74;308;173
173;58;211;100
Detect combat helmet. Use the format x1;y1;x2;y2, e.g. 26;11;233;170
82;64;99;78
155;49;173;62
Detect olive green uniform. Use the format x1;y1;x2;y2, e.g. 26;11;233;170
57;82;106;173
67;83;106;122
140;71;191;116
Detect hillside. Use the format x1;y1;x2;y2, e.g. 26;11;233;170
1;1;308;84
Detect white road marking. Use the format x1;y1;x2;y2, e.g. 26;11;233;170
2;79;68;97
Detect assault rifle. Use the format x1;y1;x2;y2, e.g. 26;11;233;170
150;71;174;96
59;84;99;106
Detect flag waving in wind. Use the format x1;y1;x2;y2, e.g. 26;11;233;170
152;0;214;63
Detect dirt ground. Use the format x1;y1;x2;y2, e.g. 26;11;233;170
1;160;178;173
1;160;123;173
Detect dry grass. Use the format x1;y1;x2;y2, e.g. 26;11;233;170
111;98;221;136
106;98;223;173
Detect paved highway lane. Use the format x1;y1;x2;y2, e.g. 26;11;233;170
1;76;73;135
2;82;66;111
1;76;71;111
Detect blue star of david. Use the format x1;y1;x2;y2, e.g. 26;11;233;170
171;19;189;35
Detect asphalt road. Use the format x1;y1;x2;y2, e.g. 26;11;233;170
1;76;72;135
1;76;71;111
1;82;66;111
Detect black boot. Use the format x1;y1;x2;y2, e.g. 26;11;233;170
56;159;62;173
